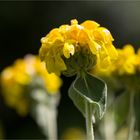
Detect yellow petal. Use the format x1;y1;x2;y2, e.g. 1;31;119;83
93;27;114;44
105;44;118;60
63;43;75;58
81;20;99;30
123;44;135;56
88;40;101;54
46;28;64;43
46;54;67;76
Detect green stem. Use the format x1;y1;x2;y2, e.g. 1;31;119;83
85;100;94;140
34;103;58;140
104;110;116;140
30;89;58;140
127;91;135;140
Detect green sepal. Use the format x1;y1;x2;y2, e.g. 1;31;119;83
68;72;107;120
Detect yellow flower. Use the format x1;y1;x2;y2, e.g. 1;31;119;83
1;55;62;116
92;44;140;77
23;55;62;94
63;43;75;58
39;19;117;76
113;45;140;75
61;127;86;140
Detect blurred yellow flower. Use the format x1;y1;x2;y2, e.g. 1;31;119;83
61;127;86;140
39;19;117;76
92;44;140;77
113;45;140;75
1;55;62;116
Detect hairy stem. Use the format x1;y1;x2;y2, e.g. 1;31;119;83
85;100;94;140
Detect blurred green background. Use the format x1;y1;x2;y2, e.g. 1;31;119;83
0;1;140;139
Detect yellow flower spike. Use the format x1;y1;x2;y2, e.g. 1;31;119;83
91;44;139;77
39;19;117;76
38;19;117;140
1;55;62;116
115;45;138;75
63;43;75;58
94;44;140;76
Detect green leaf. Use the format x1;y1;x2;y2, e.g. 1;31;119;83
68;72;107;120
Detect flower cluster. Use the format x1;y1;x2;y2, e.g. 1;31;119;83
92;45;140;75
39;19;117;76
1;55;62;116
92;44;140;91
112;45;140;75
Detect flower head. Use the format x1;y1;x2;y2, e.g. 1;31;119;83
91;44;140;92
92;44;140;75
39;19;117;76
112;45;140;75
1;55;62;116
